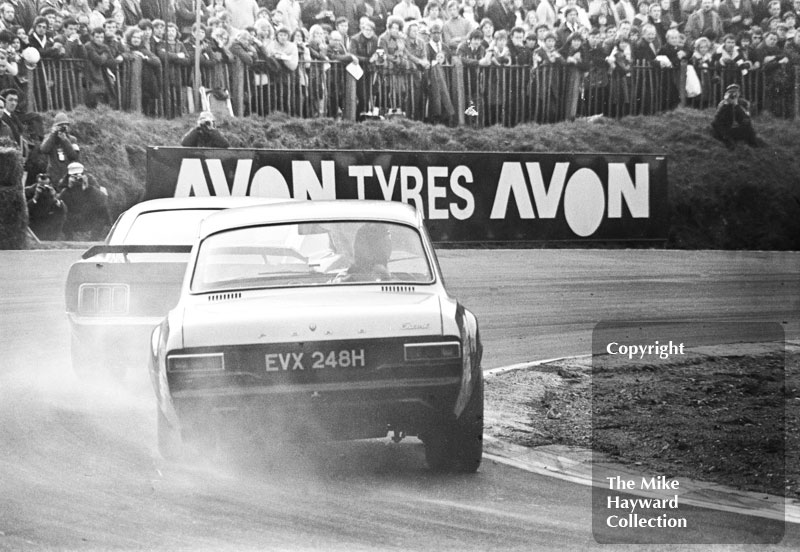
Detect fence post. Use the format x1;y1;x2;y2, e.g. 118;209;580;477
231;58;245;116
26;64;38;112
344;71;357;121
795;68;799;121
453;58;465;126
564;67;581;121
128;57;142;113
679;60;687;107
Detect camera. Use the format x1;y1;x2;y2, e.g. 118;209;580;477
375;48;386;63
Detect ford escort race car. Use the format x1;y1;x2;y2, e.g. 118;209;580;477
150;200;484;472
65;197;279;380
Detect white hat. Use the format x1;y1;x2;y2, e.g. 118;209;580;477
21;47;40;68
67;162;84;175
197;111;215;125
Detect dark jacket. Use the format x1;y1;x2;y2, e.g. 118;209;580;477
711;97;753;135
717;0;754;35
184;37;217;69
456;42;487;65
0;118;15;145
426;41;453;63
509;42;533;65
140;0;174;22
40;129;80;184
0;110;23;146
560;42;590;71
349;31;379;65
57;175;111;240
633;38;659;62
160;40;191;86
26;182;67;240
84;40;120;95
175;0;198;36
120;0;144;27
486;0;516;31
658;43;685;67
180;126;230;148
55;35;86;58
27;31;64;59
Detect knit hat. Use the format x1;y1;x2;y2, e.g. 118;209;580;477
53;112;70;126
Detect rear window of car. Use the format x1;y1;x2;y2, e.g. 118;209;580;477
190;221;434;292
123;209;221;245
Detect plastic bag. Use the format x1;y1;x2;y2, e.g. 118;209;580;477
685;65;701;98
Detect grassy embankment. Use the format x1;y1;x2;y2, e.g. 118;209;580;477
65;105;799;250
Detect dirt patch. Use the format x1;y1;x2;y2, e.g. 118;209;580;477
485;349;799;499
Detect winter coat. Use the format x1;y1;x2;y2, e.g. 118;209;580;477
83;40;120;96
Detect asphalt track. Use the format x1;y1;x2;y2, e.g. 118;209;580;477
1;249;798;551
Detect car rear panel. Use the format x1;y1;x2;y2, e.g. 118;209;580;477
166;336;463;438
180;290;445;348
65;260;188;317
67;259;190;371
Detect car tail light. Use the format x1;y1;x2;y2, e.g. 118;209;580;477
78;284;129;315
167;353;225;373
404;342;461;362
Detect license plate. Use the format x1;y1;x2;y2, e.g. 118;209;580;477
265;349;366;372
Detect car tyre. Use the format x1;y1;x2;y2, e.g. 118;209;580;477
424;377;484;473
157;408;184;461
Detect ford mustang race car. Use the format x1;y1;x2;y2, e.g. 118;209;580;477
65;197;277;380
149;200;484;472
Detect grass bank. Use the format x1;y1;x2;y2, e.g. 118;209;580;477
64;106;799;250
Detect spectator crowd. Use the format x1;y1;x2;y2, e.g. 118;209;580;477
0;0;798;126
0;0;798;124
0;1;795;240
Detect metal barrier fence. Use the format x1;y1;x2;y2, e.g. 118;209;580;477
27;57;799;125
28;58;85;111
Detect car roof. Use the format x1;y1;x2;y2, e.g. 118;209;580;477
108;197;289;245
199;200;421;238
121;196;284;217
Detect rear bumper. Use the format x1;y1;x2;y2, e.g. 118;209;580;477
170;376;462;439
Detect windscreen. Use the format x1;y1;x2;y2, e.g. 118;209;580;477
190;221;434;292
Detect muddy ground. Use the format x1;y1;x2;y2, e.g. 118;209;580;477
485;348;799;500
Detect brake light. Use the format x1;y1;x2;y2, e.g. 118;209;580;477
78;284;129;315
404;342;461;362
167;353;225;373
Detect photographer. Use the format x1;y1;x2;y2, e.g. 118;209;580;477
180;111;230;148
40;112;80;185
710;84;765;150
57;162;111;241
25;173;67;240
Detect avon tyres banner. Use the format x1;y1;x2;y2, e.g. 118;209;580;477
145;148;668;243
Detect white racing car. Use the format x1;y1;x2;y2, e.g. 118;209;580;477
65;197;279;380
149;200;484;472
